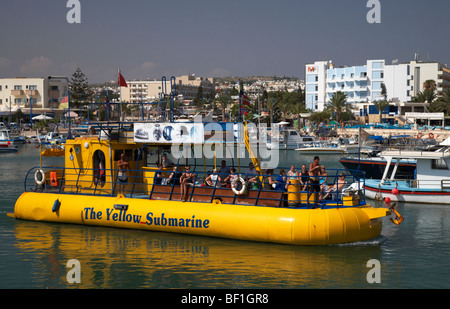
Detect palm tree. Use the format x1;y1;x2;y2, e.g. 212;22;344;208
414;89;437;103
429;88;450;115
373;100;390;124
327;91;349;123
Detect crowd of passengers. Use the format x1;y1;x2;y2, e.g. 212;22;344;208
153;155;348;203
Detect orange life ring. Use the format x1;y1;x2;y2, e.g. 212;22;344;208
429;133;434;139
417;133;422;139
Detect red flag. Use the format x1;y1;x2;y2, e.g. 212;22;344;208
242;94;251;106
118;70;128;87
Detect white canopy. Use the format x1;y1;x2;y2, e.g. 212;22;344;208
65;111;78;118
32;114;53;120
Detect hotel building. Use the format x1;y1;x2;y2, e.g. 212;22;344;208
305;57;450;113
0;77;68;114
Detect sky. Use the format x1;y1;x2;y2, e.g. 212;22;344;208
0;0;449;83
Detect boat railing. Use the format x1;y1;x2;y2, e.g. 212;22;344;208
24;165;366;208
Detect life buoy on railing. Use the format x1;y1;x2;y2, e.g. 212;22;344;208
35;169;45;185
417;133;422;139
429;133;435;139
231;177;247;196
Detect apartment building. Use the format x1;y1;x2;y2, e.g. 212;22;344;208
120;74;215;104
0;77;68;113
305;57;450;112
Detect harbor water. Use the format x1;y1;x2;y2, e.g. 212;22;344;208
1;144;450;289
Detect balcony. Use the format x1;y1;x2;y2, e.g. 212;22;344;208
11;90;24;96
26;90;39;96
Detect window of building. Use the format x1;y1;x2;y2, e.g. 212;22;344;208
29;85;37;90
14;85;22;90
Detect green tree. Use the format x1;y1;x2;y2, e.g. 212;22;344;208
373;100;390;123
193;85;203;110
414;89;437;103
69;68;93;108
429;88;450;115
327;91;350;123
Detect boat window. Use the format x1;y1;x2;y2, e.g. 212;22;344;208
146;146;160;167
114;149;133;161
93;150;106;185
432;159;448;170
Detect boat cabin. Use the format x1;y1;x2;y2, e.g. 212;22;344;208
381;150;450;189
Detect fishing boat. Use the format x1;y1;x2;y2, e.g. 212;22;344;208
7;98;400;245
364;149;450;204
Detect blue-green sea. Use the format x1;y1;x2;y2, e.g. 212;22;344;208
1;144;450;290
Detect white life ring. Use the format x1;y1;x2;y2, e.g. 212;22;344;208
231;176;247;195
35;169;45;185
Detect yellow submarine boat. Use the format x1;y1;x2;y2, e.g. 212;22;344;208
9;119;399;246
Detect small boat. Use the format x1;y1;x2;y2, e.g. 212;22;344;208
295;141;346;154
267;127;315;150
0;125;18;153
364;149;450;204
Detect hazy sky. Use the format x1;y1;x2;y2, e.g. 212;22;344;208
0;0;449;83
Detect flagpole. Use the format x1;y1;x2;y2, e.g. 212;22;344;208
118;68;121;123
238;79;242;122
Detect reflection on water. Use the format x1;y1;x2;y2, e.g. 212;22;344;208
3;145;450;289
12;219;384;289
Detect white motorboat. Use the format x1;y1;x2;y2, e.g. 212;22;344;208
295;141;346;154
267;128;315;150
364;149;450;204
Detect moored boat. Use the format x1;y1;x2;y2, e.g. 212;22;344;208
364;149;450;204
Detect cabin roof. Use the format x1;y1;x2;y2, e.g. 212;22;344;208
381;150;450;160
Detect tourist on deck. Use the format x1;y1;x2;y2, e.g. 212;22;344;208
205;168;222;188
245;162;256;180
219;160;231;180
154;164;163;185
319;166;328;199
249;170;261;190
274;168;286;191
166;166;181;185
299;164;309;191
180;166;195;202
285;165;299;190
162;153;174;168
117;153;130;195
323;173;347;200
262;169;276;190
307;156;322;207
223;167;238;188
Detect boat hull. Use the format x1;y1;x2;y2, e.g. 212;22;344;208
12;192;389;246
364;181;450;204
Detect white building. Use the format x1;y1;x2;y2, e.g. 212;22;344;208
305;57;450;112
305;61;332;111
0;77;68;115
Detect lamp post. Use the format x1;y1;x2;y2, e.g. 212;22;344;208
48;76;71;139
